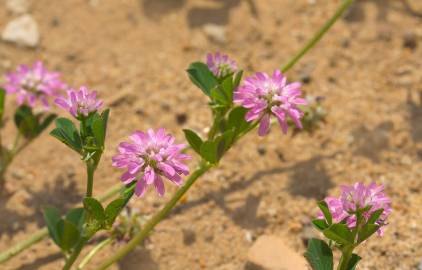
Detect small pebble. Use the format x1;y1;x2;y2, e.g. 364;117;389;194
176;113;187;125
257;145;266;156
183;229;196;246
403;32;418;50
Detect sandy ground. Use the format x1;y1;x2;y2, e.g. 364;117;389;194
1;0;422;269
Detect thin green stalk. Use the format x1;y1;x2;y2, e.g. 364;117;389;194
0;133;25;191
94;1;354;269
77;238;113;270
337;245;354;270
280;0;354;73
63;238;88;270
208;113;222;140
86;162;95;197
0;184;122;264
0;228;48;263
95;163;212;270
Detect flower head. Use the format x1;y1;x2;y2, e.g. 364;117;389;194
234;70;307;136
4;61;66;110
206;52;237;78
318;182;392;236
55;86;103;118
112;128;191;197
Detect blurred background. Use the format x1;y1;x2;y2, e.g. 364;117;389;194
0;0;422;269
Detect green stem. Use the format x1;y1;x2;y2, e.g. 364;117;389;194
208;113;222;140
62;238;88;270
77;238;113;270
0;184;122;264
337;245;354;270
0;133;27;191
86;162;95;197
280;0;355;73
95;163;212;270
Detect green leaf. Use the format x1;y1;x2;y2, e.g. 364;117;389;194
105;198;126;228
366;208;383;225
14;105;37;138
227;107;251;136
183;129;203;154
317;201;332;225
214;128;235;160
200;140;218;164
51;118;82;153
323;224;354;245
36;113;57;135
233;70;243;88
121;181;136;202
83;197;105;221
65;208;85;231
210;87;230;105
312;219;329;231
221;75;234;104
347;254;361;270
0;88;5;122
56;219;80;252
187;62;218;96
357;224;379;243
304;238;333;270
101;109;110;138
92;115;105;148
216;136;226;161
42;207;62;246
83;197;106;235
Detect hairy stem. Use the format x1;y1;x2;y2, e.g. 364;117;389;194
77;238;113;270
62;238;88;270
86;162;95;197
337;245;354;270
280;0;354;73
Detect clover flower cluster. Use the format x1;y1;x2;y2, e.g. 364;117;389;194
234;70;308;136
319;182;392;235
112;128;191;197
55;86;103;118
206;52;238;78
4;61;66;110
